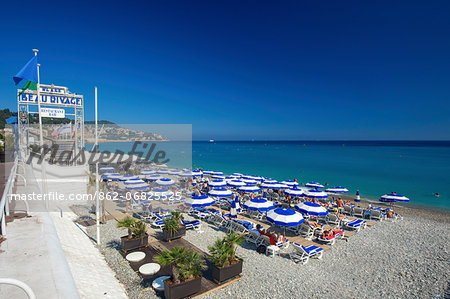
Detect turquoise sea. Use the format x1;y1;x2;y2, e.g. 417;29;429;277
90;141;450;212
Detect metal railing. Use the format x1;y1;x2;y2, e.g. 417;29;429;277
0;278;36;299
1;155;18;236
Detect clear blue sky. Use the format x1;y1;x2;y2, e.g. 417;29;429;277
1;1;449;140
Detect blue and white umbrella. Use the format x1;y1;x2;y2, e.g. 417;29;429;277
326;186;349;193
237;185;261;193
119;175;139;181
295;202;328;216
168;169;182;175
124;180;150;190
141;170;156;175
266;208;304;227
211;175;226;180
146;174;161;181
192;170;203;177
282;180;299;187
107;173;123;181
242;175;264;182
305;182;324;189
243;198;274;212
241;179;258;185
260;182;289;190
284;188;304;197
263;179;278;184
185;195;215;208
179;172;194;178
379;194;410;203
209;180;227;187
208;188;233;198
304;189;328;199
203;170;214;175
230;196;241;218
157;169;169;174
99;166;115;172
232;173;243;177
212;171;224;176
227;180;246;188
156;178;175;186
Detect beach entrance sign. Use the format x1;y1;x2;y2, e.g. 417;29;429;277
17;83;85;163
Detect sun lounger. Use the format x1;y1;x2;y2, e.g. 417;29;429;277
181;219;201;230
343;205;353;216
344;219;367;231
353;207;364;218
289;243;323;265
245;230;263;246
326;213;341;227
370;209;385;221
299;224;314;240
317;229;344;245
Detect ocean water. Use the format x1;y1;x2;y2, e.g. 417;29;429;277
90;141;450;211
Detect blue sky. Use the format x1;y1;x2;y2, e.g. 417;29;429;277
1;1;449;140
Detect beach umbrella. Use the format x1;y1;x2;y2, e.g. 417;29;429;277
99;166;115;172
156;178;175;186
185;195;215;208
243;198;275;212
168;169;182;175
146;174;161;181
208;180;227;187
119;175;139;181
203;170;214;175
179;172;194;178
266;208;304;227
157;169;169;174
379;194;410;203
211;175;226;180
241;179;258;185
237;185;261;193
149;188;174;199
295;202;328;216
232;173;243;177
124;180;150;190
229;196;241;219
260;182;289;190
263;179;278;184
227;180;246;188
305;182;324;189
284;188;304;197
192;170;203;177
106;173;123;181
304;189;328;199
282;180;299;187
157;164;168;168
326;186;349;193
208;188;233;198
212;171;224;176
141;170;156;175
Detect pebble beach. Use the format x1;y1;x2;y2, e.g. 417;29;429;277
73;204;450;299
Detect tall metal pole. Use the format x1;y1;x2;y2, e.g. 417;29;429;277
95;86;100;244
33;49;48;207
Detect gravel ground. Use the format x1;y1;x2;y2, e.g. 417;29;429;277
71;205;450;299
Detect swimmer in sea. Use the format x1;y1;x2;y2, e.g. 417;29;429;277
434;193;440;198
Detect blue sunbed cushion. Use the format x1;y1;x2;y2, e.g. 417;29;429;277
302;245;323;255
347;219;366;227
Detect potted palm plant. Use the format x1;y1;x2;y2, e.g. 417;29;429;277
155;247;206;299
117;216;149;252
162;211;186;242
208;232;244;283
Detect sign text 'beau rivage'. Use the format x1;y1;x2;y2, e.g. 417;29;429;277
17;84;83;107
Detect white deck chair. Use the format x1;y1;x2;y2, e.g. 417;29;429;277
353;207;364;218
289;243;324;265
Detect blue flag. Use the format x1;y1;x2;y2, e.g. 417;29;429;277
13;56;38;85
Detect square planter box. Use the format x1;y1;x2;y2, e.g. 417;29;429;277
164;276;201;299
211;258;243;283
162;226;186;242
120;234;148;253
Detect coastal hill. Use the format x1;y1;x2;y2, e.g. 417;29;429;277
0;109;166;143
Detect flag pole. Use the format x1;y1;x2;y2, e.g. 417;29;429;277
95;86;100;244
33;48;48;208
